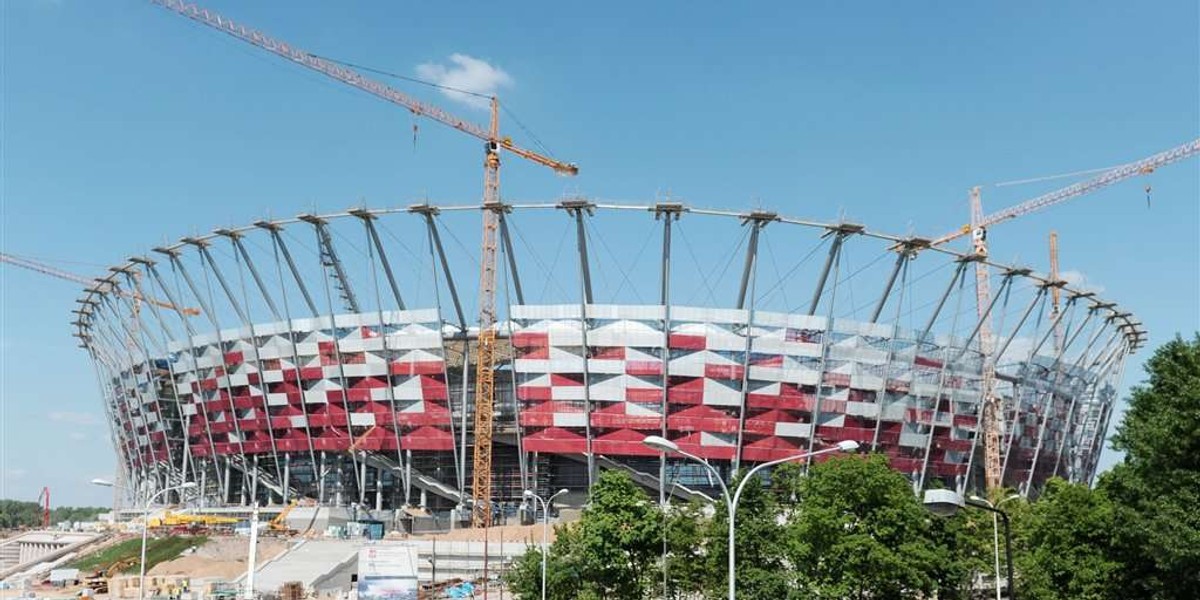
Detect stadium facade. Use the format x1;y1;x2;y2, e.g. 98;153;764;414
74;202;1138;510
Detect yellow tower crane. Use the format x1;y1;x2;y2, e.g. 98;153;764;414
1;252;200;316
932;138;1199;491
148;0;579;527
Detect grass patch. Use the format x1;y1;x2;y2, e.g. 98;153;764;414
70;536;208;574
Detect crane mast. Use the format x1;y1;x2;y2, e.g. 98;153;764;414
1050;231;1063;353
36;487;50;529
472;99;502;528
148;1;577;527
969;188;1004;491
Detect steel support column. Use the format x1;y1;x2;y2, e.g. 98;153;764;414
142;259;229;500
354;210;410;504
808;227;848;315
220;230;283;321
561;199;596;484
497;209;525;305
412;206;467;331
870;251;908;324
160;247;251;465
301;214;361;313
194;239;285;503
257;222;321;487
655;202;682;503
258;224;320;318
806;229;853;469
350;209;407;311
1023;296;1083;494
305;216;365;504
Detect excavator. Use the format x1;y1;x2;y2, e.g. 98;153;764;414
261;500;310;536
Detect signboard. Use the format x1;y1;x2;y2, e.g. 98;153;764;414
357;545;419;600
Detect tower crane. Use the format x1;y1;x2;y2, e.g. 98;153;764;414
1;252;200;316
148;0;579;527
932;138;1200;491
36;487;50;529
1050;231;1063;354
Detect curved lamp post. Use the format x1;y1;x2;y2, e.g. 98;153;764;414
971;494;1020;600
93;479;197;600
522;488;568;600
924;489;1016;600
643;435;859;600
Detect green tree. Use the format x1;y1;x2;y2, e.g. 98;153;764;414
705;472;791;599
1014;479;1120;600
505;470;662;599
0;500;107;529
781;455;974;599
506;525;594;599
1099;334;1200;599
662;500;708;599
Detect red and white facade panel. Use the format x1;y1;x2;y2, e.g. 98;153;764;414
511;304;998;481
164;309;454;459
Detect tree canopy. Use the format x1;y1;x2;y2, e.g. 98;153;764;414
1098;334;1200;599
0;500;108;530
503;335;1200;599
505;470;662;599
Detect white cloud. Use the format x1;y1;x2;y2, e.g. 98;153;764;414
1059;269;1105;294
416;54;513;110
49;411;100;426
6;468;27;480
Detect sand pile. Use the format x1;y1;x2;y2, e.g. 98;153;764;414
148;536;289;580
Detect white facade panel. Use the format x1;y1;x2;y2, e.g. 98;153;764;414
553;413;587;428
775;422;812;438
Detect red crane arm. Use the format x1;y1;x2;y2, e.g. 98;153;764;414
151;0;578;176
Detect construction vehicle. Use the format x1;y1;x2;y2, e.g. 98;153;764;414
929;138;1200;491
148;0;579;527
104;557;139;579
260;499;318;536
146;510;239;530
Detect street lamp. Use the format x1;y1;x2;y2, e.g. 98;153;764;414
971;494;1020;600
923;489;1017;600
643;435;859;600
522;488;568;600
93;479;198;600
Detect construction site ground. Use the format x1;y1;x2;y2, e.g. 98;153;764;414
146;537;289;581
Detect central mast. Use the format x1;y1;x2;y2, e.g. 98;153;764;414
471;97;502;527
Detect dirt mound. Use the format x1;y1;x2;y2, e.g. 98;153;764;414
148;536;289;580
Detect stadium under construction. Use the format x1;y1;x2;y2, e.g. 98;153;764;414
72;201;1141;513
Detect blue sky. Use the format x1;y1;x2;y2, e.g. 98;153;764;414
2;0;1196;506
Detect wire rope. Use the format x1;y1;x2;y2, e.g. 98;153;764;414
679;222;749;306
508;218;571;301
585;217;653;304
674;221;720;307
760;233;790;310
435;215;482;271
754;235;829;306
